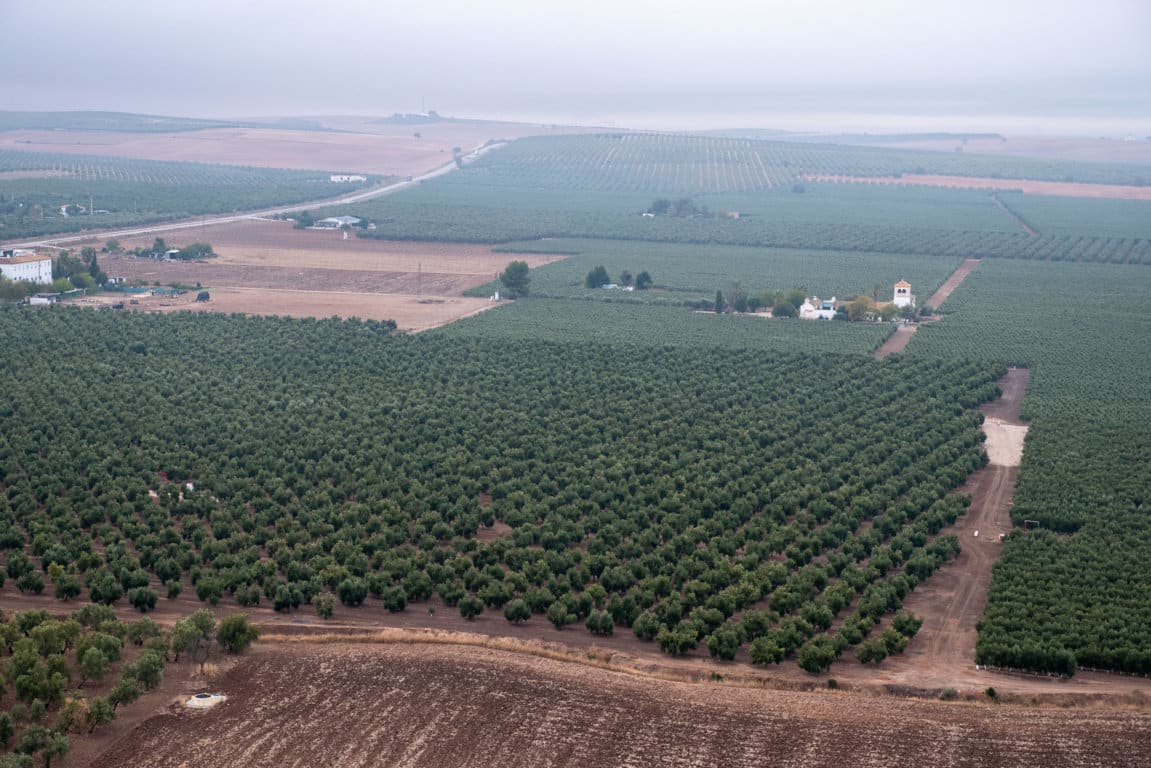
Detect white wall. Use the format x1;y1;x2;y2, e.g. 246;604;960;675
0;258;53;284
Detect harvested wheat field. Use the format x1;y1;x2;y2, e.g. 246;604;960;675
176;288;496;329
0;121;582;176
91;219;562;329
86;644;1151;768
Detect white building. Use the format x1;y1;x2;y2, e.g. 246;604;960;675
313;216;362;229
330;175;367;183
800;296;837;320
893;280;915;308
0;250;53;284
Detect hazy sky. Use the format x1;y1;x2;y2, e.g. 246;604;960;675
3;0;1149;132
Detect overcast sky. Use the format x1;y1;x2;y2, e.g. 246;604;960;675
2;0;1149;132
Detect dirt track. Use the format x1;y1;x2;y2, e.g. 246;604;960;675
873;324;916;359
926;258;980;307
859;368;1030;689
84;644;1151;768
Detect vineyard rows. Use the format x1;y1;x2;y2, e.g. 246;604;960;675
0;309;1003;672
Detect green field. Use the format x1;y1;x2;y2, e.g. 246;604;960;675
482;239;958;307
0;149;379;240
346;134;1151;264
442;299;893;354
908;260;1151;673
0;308;1001;673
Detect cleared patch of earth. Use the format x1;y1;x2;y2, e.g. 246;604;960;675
982;418;1028;466
72;219;563;330
83;643;1151;768
807;173;1151;200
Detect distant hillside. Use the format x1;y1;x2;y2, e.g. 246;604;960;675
0;111;255;133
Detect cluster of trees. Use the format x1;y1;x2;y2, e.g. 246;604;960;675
52;248;106;290
0;308;1003;672
703;286;808;315
647;198;710;218
130;238;215;260
498;261;530;298
585;266;652;290
0;605;258;765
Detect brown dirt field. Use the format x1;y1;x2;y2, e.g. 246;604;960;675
83;644;1151;768
175;288;498;330
76;219;562;329
0;121;582;175
807;173;1151;200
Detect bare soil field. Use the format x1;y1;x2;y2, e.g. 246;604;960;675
84;644;1151;768
78;220;562;330
0;121;584;176
181;288;496;329
807;173;1151;199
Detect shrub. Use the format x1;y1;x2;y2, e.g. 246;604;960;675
217;615;260;654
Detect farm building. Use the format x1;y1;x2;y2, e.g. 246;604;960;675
330;175;367;182
0;249;53;284
28;293;60;306
893;280;915;308
799;296;837;320
314;216;362;229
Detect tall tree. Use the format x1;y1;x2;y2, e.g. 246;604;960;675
499;261;530;298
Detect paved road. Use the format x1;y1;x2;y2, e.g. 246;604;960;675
5;142;505;249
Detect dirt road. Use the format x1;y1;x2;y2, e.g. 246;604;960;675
854;368;1031;688
874;259;979;359
873;324;916;359
926;258;980;307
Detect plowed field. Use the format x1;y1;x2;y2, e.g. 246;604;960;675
86;644;1151;768
91;220;562;329
0;122;583;176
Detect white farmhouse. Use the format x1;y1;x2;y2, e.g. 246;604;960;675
0;249;53;284
893;280;915;308
313;216;362;229
799;296;837;320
